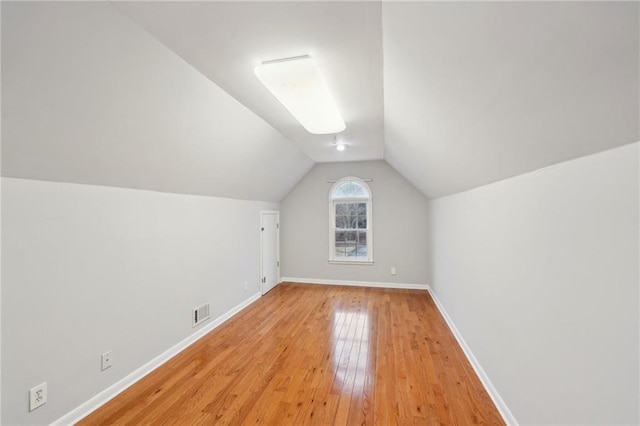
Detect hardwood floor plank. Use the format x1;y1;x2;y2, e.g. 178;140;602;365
79;283;504;426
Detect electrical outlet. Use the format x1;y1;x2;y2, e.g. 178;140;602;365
101;351;112;371
29;382;47;411
391;266;397;276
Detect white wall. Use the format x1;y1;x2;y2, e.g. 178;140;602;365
1;4;303;423
280;160;429;285
428;142;639;425
1;177;277;425
0;147;3;424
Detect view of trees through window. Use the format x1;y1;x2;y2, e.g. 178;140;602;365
335;202;367;257
329;177;372;263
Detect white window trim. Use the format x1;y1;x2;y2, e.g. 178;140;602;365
328;177;373;265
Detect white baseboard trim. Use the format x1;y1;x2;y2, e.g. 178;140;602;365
426;287;518;426
283;277;516;424
51;292;262;426
280;276;429;290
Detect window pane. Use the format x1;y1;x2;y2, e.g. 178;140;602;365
335;203;346;215
357;216;367;229
357;231;367;245
356;231;367;257
344;231;356;257
331;181;370;199
358;203;366;215
344;242;357;257
338;203;354;229
335;215;347;228
335;231;345;257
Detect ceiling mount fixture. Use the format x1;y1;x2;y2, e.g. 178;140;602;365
254;55;346;135
333;134;348;151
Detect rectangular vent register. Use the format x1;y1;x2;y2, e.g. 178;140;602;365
192;302;211;327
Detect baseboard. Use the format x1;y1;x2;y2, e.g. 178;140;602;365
51;292;262;426
426;287;518;426
51;284;515;425
280;276;429;290
283;277;516;424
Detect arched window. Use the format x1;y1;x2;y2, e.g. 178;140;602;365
329;177;373;264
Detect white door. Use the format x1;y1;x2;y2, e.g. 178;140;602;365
260;211;279;295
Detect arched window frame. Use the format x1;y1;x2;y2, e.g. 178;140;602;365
328;176;373;265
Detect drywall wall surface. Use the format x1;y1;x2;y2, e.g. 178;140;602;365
428;142;639;425
1;1;312;202
0;2;3;417
280;160;428;284
1;177;277;425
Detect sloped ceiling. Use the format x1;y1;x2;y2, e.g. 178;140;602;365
113;1;385;163
2;1;638;200
383;1;639;198
1;1;313;202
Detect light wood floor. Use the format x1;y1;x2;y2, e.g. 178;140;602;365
80;283;504;425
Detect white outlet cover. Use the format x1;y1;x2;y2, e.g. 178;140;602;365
101;351;113;371
29;382;47;411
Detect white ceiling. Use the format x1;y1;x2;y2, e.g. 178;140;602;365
114;1;385;163
383;1;639;198
2;1;638;200
2;2;313;202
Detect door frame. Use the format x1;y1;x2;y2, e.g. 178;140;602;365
259;210;280;295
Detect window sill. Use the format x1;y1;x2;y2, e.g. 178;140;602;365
328;260;374;266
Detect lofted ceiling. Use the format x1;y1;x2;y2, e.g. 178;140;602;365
1;1;314;202
2;1;638;200
383;1;639;198
113;1;385;163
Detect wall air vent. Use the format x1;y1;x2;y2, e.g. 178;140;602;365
192;302;211;327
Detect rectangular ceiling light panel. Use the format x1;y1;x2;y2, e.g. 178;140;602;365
255;55;346;135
